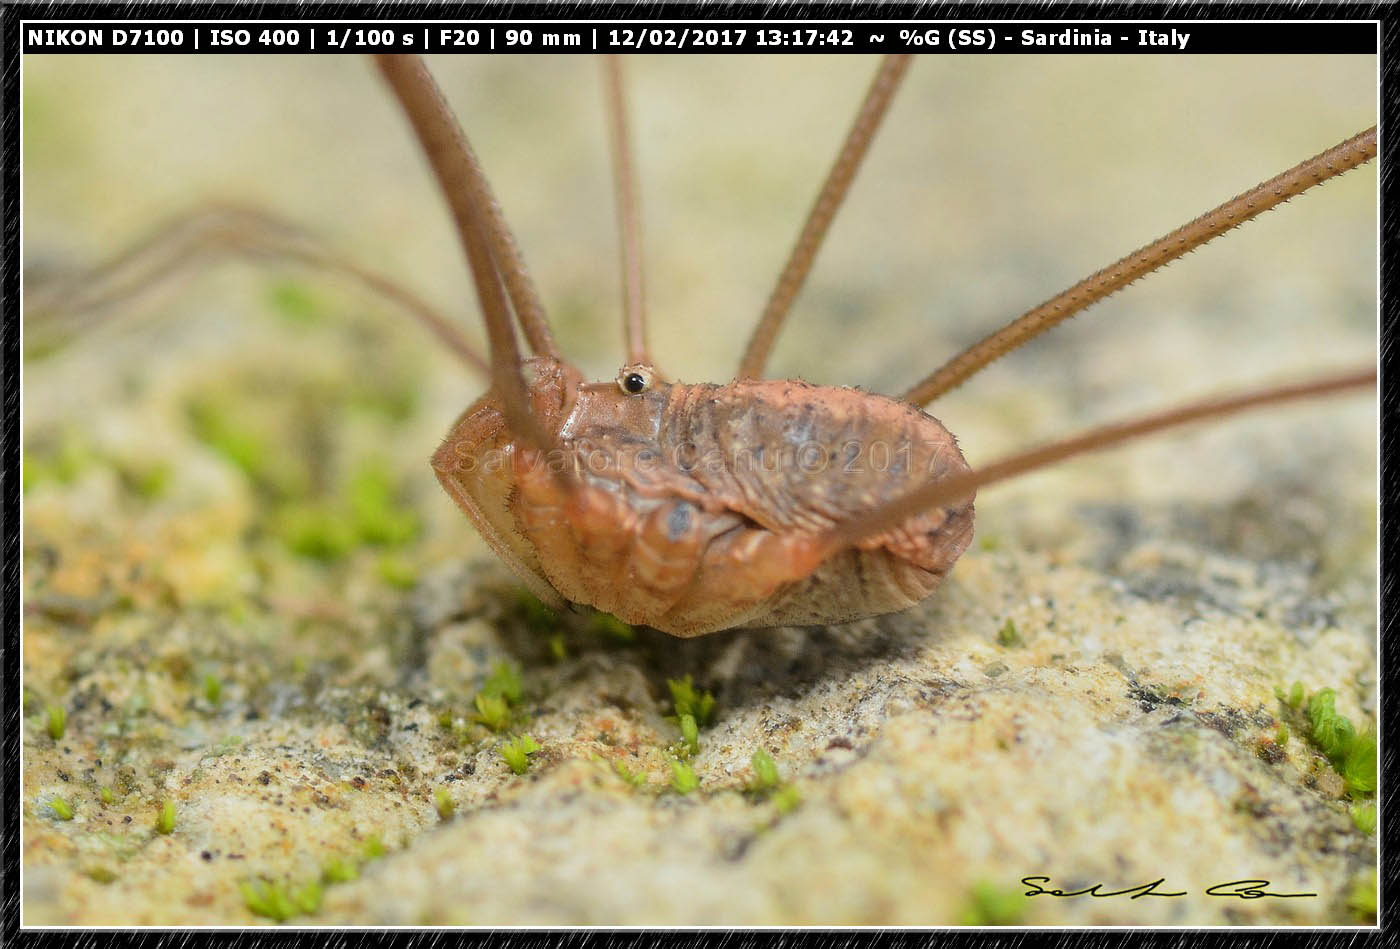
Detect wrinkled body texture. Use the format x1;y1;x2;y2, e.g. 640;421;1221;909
434;360;975;636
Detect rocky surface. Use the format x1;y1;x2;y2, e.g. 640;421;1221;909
23;54;1376;926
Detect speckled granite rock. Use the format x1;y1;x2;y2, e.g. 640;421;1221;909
23;54;1375;926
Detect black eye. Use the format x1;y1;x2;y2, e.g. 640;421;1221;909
623;373;647;394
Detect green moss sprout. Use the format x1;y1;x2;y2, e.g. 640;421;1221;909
748;749;781;794
678;714;700;757
154;799;177;835
434;787;456;820
480;662;524;704
1351;802;1377;836
471;693;511;732
589;611;636;642
667;675;716;727
500;735;541;775
241;878;323;922
321;857;359;884
45;704;66;741
669;759;699;794
613;760;648;789
960;881;1028;925
1305;688;1376;796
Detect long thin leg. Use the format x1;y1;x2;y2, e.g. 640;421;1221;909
27;202;490;376
601;56;650;366
735;54;913;380
902;126;1378;407
374;54;551;448
828;365;1375;551
377;56;559;361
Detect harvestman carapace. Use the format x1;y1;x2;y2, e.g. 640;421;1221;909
29;55;1377;638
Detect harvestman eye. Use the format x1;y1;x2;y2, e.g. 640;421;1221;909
617;365;654;395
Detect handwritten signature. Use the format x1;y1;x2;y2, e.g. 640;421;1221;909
1021;877;1317;900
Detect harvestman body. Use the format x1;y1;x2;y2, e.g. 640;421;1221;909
367;55;1373;637
33;56;1376;638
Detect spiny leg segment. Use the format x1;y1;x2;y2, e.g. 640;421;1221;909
736;54;913;381
901;126;1379;407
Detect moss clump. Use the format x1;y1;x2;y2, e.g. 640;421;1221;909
748;749;781;794
241;878;323;922
320;857;359;884
276;504;356;563
1275;680;1306;709
48;796;74;821
548;634;567;663
23;428;98;493
467;663;526;733
771;785;802;815
208;735;243;757
1345;870;1377;923
154;799;177;835
115;458;173;500
515;590;558;631
346;458;421;548
83;865;118;885
188;384;424;564
677;714;700;757
613;760;648;789
667;675;716;727
1304;688;1376;796
186;398;302;498
471;694;510;733
996;619;1023;648
202;673;222;706
434;788;456;821
746;749;802;814
1289;681;1306;709
669;759;699;794
480;662;524;705
1350;802;1377;836
99;787;115;806
376;554;419;590
500;735;541;775
588;611;635;642
275;460;422;561
45;704;66;741
960;881;1028;925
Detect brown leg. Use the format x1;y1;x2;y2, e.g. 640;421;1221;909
375;54;555;450
26;201;490;375
736;54;913;381
829;366;1375;552
601;55;651;368
901;127;1378;407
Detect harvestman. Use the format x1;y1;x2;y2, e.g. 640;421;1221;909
30;55;1377;637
